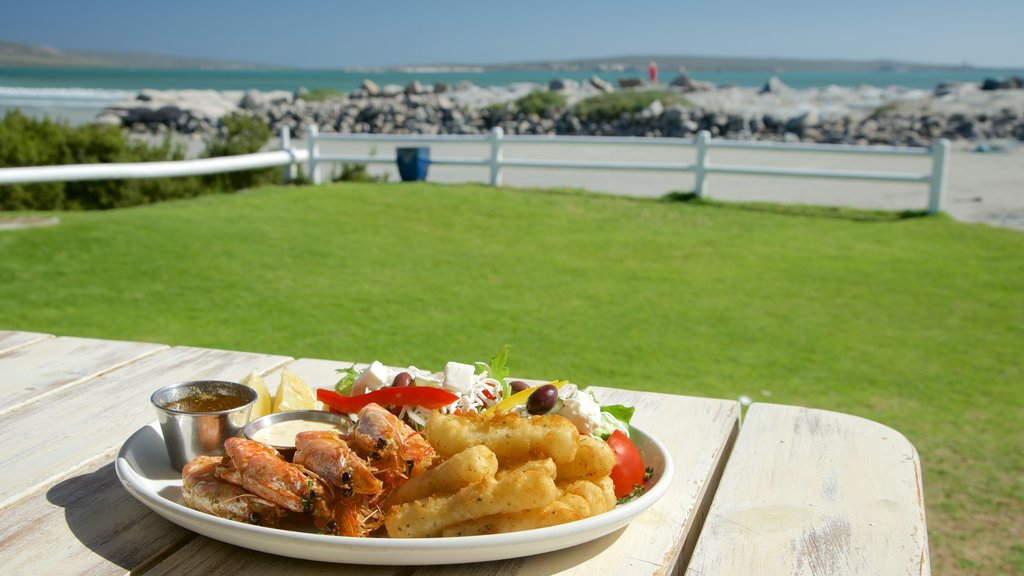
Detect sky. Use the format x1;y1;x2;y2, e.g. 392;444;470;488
1;0;1022;69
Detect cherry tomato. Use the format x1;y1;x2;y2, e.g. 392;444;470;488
607;429;645;498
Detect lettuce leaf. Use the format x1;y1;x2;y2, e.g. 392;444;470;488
334;365;361;395
487;344;512;399
594;404;634;439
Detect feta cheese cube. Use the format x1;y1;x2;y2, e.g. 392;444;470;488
443;361;476;394
353;360;390;395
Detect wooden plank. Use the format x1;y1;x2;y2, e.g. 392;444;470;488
0;345;290;509
0;458;191;576
0;336;167;415
685;403;930;576
0;330;52;354
146;357;741;576
0;346;292;576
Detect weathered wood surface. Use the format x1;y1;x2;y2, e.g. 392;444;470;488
148;357;741;576
0;345;290;508
0;336;167;413
0;460;192;576
0;344;291;576
2;335;933;576
685;403;930;576
0;330;51;354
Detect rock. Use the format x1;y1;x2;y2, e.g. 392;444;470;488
618;77;643;89
382;84;403;97
687;80;715;92
548;79;578;92
239;90;265;110
664;105;687;124
433;82;448;94
669;72;691;89
786;111;819;134
405;80;423;95
590;75;614;93
361;79;380;96
759;76;789;95
641;100;665;118
980;76;1023;91
294;86;309;99
95;112;123;126
934;82;959;97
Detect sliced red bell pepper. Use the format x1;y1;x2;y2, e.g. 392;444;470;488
317;386;459;414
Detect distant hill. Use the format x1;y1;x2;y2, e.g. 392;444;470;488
413;55;980;74
0;40;270;69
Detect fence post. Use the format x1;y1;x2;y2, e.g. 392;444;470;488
307;125;321;185
928;138;950;214
280;126;293;184
695;130;711;198
489;127;504;186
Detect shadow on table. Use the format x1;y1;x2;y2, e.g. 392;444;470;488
46;459;190;571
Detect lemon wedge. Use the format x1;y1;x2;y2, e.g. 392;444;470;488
272;368;317;412
240;369;272;420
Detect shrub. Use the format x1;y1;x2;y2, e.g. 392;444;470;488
330;145;389;183
0;110;201;210
574;90;693;122
0;110;279;211
201;113;277;192
303;88;346;102
513;91;568;116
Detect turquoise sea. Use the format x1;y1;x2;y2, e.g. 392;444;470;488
2;66;1022;124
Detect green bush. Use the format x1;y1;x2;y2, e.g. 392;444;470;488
201;113;277;192
303;88;346;102
333;163;390;183
0;110;278;211
574;90;693;123
0;110;201;210
513;91;568;116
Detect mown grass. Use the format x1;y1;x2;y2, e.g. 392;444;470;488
0;182;1021;574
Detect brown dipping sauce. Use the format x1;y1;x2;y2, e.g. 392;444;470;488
163;392;250;413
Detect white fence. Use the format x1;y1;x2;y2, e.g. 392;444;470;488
0;127;950;214
308;128;950;214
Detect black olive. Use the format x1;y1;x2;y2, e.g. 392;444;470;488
510;380;530;394
526;384;558;415
392;372;413;387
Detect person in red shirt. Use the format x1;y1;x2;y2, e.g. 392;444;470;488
648;60;658;84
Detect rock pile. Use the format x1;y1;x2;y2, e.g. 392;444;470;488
100;77;1024;146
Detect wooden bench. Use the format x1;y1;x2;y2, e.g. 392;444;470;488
686;403;930;575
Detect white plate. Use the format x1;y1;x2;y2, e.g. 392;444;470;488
116;420;674;565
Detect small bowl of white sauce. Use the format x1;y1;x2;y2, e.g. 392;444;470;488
243;410;353;460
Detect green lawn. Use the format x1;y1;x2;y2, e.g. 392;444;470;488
1;183;1021;575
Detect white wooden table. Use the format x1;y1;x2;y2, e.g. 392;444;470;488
0;331;930;575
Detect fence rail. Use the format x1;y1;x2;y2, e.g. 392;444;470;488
305;127;950;213
0;127;950;214
0;147;309;185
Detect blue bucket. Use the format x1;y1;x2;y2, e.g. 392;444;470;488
396;147;430;181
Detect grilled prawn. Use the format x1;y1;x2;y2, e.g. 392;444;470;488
182;455;287;527
294;430;383;496
352;403;436;487
217;437;334;531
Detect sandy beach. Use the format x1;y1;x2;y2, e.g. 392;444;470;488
309;138;1024;231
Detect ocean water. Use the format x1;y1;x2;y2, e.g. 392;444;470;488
2;66;1022;125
